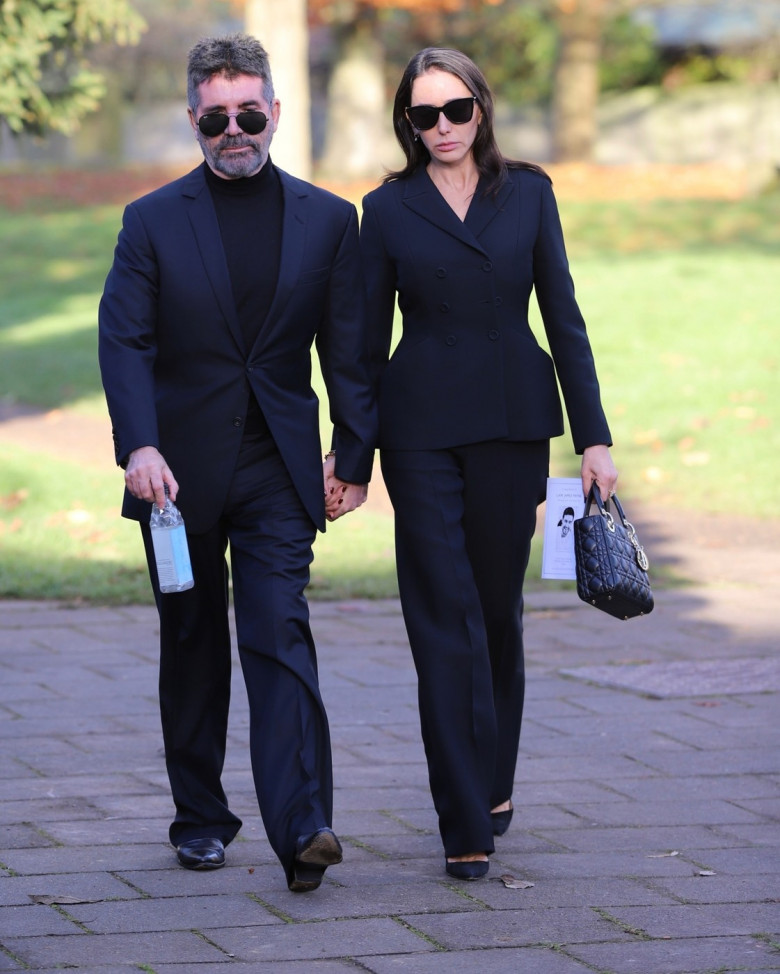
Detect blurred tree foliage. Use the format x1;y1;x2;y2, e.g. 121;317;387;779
307;0;665;167
314;1;770;105
308;0;773;164
600;11;664;91
0;0;146;136
660;49;776;87
91;0;239;104
379;2;662;105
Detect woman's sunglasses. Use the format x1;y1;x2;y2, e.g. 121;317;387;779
197;110;268;138
405;96;477;132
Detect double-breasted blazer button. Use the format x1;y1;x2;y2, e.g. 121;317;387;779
445;335;457;346
488;329;500;341
494;296;503;307
435;267;447;278
233;417;243;428
439;302;450;313
482;260;493;272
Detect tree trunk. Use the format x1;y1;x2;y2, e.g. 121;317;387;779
551;0;605;162
319;11;387;181
244;0;311;179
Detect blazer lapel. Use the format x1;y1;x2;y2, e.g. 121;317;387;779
262;168;307;331
401;167;485;253
465;174;515;240
402;166;516;251
182;166;244;353
403;167;498;255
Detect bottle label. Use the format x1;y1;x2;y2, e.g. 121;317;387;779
151;524;194;593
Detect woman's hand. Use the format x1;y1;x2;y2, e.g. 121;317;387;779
325;481;369;521
580;444;618;501
323;453;368;521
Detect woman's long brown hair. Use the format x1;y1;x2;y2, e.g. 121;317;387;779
384;47;549;195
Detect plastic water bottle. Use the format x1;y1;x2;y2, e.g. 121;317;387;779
150;487;194;593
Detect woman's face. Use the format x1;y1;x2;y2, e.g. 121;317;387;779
408;68;482;169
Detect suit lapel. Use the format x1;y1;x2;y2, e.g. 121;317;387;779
183;166;244;353
183;165;310;355
402;167;483;252
465;174;515;240
403;167;514;253
402;166;515;252
263;169;307;330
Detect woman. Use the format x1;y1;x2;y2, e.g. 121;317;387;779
359;48;617;880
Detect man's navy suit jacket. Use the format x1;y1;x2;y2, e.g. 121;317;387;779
359;165;611;454
99;163;377;534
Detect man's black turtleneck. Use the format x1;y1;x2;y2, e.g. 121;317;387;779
204;159;283;435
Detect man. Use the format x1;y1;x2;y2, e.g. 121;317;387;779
558;507;575;538
98;34;376;892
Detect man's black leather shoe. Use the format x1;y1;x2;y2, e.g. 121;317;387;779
176;837;225;870
288;827;343;892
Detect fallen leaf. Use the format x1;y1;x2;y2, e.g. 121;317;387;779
680;451;710;467
634;429;660;445
29;894;91;905
66;509;92;525
660;353;688;369
642;466;666;484
499;873;534;889
0;488;29;511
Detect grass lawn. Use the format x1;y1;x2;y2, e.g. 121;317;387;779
1;188;778;603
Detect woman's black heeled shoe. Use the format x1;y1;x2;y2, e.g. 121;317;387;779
445;858;489;880
491;804;513;836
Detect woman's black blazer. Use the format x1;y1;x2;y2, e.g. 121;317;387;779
359;165;611;454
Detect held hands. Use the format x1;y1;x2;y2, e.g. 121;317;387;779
581;444;618;502
125;446;178;509
323;453;368;522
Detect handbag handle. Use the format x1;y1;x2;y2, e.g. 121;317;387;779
582;484;650;572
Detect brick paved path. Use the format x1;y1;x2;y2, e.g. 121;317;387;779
2;539;778;973
1;403;779;971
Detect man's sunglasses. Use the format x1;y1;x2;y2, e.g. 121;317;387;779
405;96;477;132
197;110;268;138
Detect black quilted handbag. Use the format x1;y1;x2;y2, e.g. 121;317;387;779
573;484;654;620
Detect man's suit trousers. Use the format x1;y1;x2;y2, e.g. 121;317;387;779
141;433;332;876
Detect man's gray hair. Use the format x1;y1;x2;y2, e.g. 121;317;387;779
187;33;274;111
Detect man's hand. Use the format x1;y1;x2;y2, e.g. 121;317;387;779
323;454;368;521
125;446;179;509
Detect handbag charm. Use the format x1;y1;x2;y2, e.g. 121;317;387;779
573;484;654;620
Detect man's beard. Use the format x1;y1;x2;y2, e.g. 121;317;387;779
202;134;266;179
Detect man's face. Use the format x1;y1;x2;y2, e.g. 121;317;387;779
561;514;574;537
189;72;280;179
